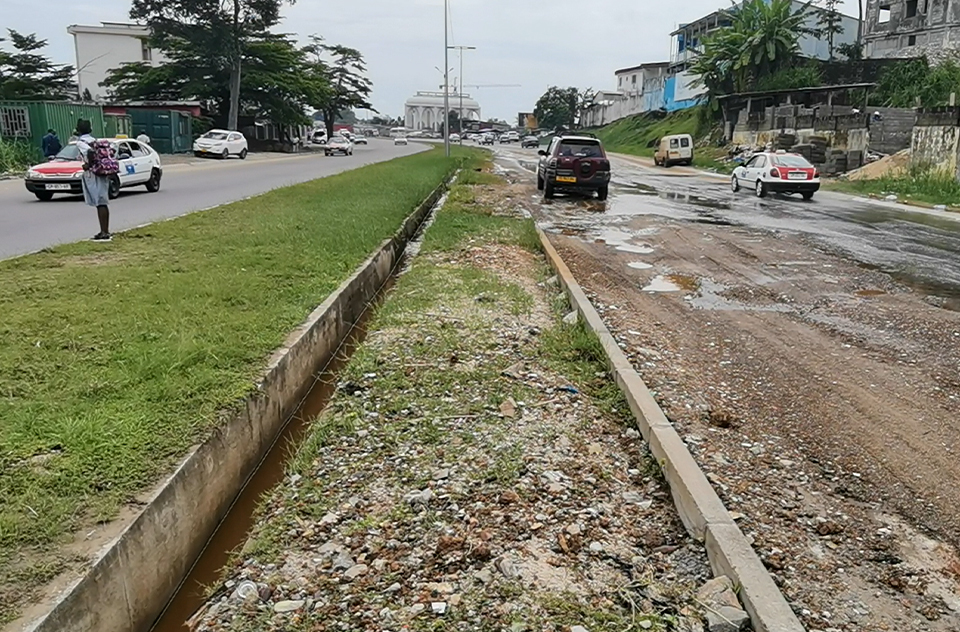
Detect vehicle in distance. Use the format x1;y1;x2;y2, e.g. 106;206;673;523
654;134;693;167
325;135;354;156
537;134;611;201
353;135;368;145
521;135;539;149
479;133;495;146
449;133;461;143
500;131;520;143
25;138;163;201
193;129;248;159
731;151;820;200
394;136;408;146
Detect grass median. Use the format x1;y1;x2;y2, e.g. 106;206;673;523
0;144;480;623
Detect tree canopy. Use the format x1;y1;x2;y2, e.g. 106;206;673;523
690;0;811;98
306;38;373;138
0;30;75;100
534;86;579;130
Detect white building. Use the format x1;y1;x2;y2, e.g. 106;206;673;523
67;22;167;101
615;62;669;96
404;91;481;131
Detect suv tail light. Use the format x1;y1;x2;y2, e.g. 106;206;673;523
600;159;610;170
770;168;781;178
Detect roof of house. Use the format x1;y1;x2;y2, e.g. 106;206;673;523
614;62;670;75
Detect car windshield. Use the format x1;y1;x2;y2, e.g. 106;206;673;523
53;144;82;161
774;155;813;167
202;131;229;140
558;141;602;158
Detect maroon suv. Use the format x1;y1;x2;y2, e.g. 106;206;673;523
537;134;611;200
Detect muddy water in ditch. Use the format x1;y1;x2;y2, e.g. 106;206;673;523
150;190;447;631
150;319;369;632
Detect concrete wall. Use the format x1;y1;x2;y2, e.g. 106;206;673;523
871;107;917;154
68;24;167;101
21;183;446;632
864;0;960;58
911;123;960;176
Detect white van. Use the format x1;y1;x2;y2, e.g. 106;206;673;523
654;134;694;167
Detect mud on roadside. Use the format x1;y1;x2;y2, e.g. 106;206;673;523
490;153;960;631
187;169;731;632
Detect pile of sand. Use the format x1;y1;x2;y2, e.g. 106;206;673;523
844;149;911;181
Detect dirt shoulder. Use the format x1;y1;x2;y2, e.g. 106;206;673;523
187;170;731;632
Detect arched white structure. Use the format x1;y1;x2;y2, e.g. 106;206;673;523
404;91;481;131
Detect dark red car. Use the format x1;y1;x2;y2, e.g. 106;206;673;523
537;134;611;200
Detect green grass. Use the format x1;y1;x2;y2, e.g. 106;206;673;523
0;138;41;174
0;145;482;623
824;164;960;209
592;108;733;173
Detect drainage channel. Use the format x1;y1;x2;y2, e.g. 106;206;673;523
150;190;448;632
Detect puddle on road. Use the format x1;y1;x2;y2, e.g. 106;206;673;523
643;275;682;292
688;278;795;313
617;244;655;254
628;261;653;270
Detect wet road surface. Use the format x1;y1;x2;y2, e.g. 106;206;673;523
495;144;960;307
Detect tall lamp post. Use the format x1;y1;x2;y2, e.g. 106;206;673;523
449;45;476;137
443;0;450;157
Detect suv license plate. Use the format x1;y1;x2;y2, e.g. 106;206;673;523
556;176;577;183
47;183;72;190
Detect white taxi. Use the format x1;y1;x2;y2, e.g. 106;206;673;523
193;129;248;159
25;137;163;201
731;151;820;200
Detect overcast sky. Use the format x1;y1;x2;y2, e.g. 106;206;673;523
5;0;861;123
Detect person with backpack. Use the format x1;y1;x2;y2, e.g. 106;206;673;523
76;119;118;242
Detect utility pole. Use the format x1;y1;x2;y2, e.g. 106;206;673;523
443;0;450;157
449;45;476;137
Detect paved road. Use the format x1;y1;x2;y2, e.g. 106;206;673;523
0;140;426;260
494;144;960;305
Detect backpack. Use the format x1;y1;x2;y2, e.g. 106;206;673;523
89;139;119;177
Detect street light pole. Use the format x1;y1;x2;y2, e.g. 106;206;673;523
448;45;476;138
443;0;450;157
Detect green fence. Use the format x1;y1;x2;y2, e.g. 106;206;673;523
0;101;105;150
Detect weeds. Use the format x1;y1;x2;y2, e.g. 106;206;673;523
0;138;40;174
829;162;960;207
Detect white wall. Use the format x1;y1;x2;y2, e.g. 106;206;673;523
69;24;167;100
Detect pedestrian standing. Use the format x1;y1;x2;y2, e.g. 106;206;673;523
76;119;118;242
41;129;62;158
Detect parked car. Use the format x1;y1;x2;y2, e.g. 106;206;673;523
449;133;461;143
312;129;328;145
521;135;539;149
394;136;409;146
537;133;611;200
353;135;368;145
730;151;820;200
653;134;693;167
193;129;248;159
325;135;354;156
25;138;163;201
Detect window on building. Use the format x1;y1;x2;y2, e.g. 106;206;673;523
632;75;637;85
908;34;917;46
141;40;152;62
0;106;30;138
878;4;891;23
906;0;918;17
618;77;622;86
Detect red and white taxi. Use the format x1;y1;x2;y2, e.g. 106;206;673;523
730;151;820;200
24;137;163;201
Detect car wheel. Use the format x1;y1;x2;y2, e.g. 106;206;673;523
221;149;229;160
35;191;54;201
194;151;203;158
755;179;767;198
239;148;248;160
537;173;544;191
108;176;121;200
145;169;161;192
597;185;609;201
731;176;740;192
802;191;814;201
325;151;331;156
544;180;555;200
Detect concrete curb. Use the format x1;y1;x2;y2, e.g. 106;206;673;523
537;230;805;632
19;181;449;632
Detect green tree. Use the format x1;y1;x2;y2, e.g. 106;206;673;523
130;0;291;130
447;109;461;133
534;86;578;130
0;30;75;100
814;0;844;60
305;38;374;139
690;0;811;98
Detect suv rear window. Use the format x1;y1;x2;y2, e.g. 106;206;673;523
558;140;603;157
